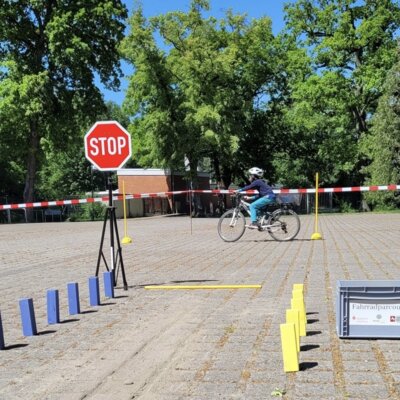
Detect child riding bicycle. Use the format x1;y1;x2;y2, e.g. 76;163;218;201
236;167;276;229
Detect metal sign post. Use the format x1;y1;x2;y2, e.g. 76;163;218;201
94;173;128;290
84;121;132;290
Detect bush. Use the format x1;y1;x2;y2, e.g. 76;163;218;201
68;202;106;221
363;191;400;212
339;200;357;213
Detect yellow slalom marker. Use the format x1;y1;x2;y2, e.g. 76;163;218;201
292;289;305;305
292;291;307;319
291;298;306;337
292;291;306;336
121;180;132;244
144;284;262;290
280;323;299;372
293;283;304;292
286;309;300;352
311;172;323;240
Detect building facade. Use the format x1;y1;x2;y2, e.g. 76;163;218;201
116;169;213;217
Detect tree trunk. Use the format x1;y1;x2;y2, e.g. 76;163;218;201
23;121;39;221
212;154;222;187
351;106;368;135
221;167;232;190
186;157;202;217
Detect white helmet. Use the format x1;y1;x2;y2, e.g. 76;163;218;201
248;167;264;178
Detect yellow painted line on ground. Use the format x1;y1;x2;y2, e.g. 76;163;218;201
144;284;262;290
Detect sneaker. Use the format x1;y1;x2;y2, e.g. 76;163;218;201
247;222;260;229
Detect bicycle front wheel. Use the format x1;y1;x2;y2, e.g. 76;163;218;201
267;208;300;241
217;209;246;242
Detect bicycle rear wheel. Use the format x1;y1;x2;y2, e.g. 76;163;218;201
217;209;246;242
267;208;300;241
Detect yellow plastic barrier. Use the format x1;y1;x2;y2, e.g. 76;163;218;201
121;180;132;244
280;323;299;372
311;172;323;240
286;309;300;352
292;290;306;336
144;284;262;290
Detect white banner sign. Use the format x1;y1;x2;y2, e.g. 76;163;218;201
349;300;400;326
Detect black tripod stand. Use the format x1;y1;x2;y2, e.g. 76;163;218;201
95;173;128;290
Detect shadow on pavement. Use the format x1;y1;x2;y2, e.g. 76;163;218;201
130;279;219;289
244;238;314;243
3;343;29;350
300;362;318;370
60;319;80;324
306;330;322;336
38;330;56;336
300;344;320;351
170;279;219;284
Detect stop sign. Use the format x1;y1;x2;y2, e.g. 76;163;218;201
84;121;132;171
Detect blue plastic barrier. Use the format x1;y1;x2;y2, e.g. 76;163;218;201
0;312;5;350
47;289;60;324
19;298;37;336
89;277;100;306
67;282;80;315
103;271;114;298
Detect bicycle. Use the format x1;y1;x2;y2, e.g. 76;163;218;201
217;193;301;242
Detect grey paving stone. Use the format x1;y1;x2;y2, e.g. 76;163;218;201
345;371;386;384
342;359;380;372
345;383;392;399
291;382;337;398
242;381;288;399
1;214;400;399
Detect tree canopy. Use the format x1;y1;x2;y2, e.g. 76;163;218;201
1;0;400;211
282;0;400;186
362;49;400;209
0;0;127;208
121;0;400;191
120;1;290;187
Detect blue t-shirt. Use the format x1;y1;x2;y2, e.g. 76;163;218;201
239;179;275;198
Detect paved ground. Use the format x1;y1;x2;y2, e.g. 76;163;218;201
1;213;400;399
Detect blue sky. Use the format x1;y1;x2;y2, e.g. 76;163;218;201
100;0;289;105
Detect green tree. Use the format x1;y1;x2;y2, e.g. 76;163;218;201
121;0;285;188
362;49;400;209
283;0;400;186
0;1;127;209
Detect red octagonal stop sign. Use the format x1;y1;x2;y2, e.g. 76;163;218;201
84;121;132;171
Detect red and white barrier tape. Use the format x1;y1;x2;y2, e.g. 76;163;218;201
0;191;188;211
192;184;400;194
1;185;399;211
